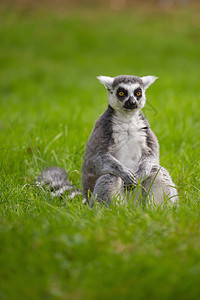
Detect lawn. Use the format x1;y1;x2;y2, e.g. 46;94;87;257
0;4;200;299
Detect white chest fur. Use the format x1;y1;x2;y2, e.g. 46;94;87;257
111;113;147;172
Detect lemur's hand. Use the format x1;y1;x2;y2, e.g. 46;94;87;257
122;170;138;190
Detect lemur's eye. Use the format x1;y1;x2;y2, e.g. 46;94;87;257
134;88;142;97
117;88;127;99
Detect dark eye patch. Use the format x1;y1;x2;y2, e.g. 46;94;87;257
134;87;142;99
116;87;128;100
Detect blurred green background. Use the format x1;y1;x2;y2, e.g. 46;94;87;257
0;1;200;299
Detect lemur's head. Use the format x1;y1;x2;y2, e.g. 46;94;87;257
97;75;158;114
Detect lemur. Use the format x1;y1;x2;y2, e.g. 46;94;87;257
37;75;178;205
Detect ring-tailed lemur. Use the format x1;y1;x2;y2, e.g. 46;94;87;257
37;75;178;205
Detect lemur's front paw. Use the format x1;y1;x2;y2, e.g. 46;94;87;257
133;175;138;186
123;171;138;190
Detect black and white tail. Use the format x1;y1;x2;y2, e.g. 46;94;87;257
37;167;82;199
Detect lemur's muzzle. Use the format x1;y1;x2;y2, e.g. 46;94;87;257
124;97;137;110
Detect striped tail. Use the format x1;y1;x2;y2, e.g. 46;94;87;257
37;167;82;200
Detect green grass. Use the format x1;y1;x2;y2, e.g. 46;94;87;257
0;6;200;300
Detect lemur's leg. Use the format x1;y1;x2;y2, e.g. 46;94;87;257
137;166;178;204
91;174;122;206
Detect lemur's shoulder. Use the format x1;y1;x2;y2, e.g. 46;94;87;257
86;105;114;154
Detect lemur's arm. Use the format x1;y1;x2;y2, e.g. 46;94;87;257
135;156;158;181
135;128;160;181
89;152;138;187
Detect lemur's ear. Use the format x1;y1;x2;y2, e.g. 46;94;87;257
97;76;114;90
141;76;158;89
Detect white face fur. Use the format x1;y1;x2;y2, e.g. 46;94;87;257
97;75;158;115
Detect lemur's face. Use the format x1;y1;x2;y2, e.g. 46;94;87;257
113;82;145;111
97;75;158;114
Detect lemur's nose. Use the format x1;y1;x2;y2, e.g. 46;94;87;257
128;97;137;108
124;97;137;110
